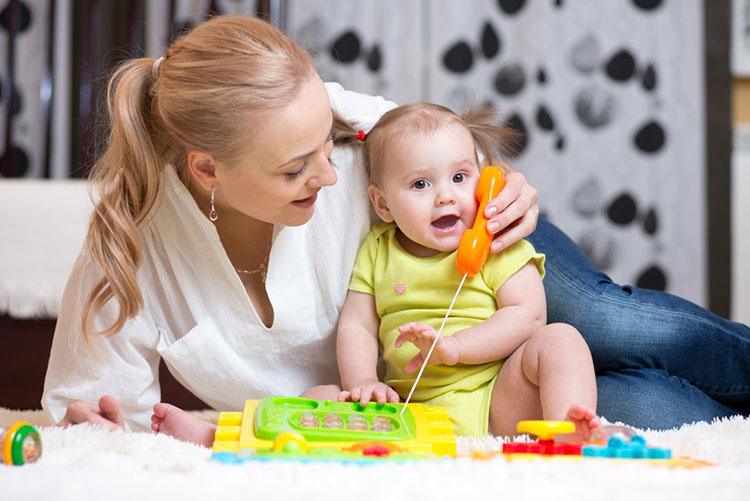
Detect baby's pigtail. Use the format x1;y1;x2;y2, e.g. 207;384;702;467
332;112;365;147
462;104;522;170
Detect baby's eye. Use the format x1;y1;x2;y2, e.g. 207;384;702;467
412;179;429;190
453;173;466;183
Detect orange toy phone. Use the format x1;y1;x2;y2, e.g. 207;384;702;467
456;166;505;277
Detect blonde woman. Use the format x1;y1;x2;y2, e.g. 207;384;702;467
43;16;749;434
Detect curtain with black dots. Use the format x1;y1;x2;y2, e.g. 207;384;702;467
0;0;53;179
288;0;709;307
0;0;261;181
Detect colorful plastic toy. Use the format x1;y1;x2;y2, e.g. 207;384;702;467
2;421;42;466
582;434;671;459
501;421;583;456
211;397;456;463
497;420;685;464
456;166;505;277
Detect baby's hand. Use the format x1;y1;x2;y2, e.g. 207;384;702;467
395;322;460;374
338;380;400;406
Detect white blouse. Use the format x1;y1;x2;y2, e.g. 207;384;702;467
42;83;396;431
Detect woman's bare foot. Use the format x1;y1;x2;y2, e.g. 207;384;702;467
557;404;601;442
151;403;216;448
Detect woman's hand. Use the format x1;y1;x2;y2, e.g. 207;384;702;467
484;168;539;253
57;395;126;431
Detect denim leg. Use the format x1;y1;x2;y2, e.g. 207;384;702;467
526;217;750;425
596;369;740;430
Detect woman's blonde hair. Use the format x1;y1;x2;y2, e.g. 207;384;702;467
335;102;519;184
83;16;315;343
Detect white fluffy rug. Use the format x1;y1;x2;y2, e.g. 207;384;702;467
1;408;749;501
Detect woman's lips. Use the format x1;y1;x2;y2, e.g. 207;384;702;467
292;192;318;208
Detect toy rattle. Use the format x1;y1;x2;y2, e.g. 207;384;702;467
401;166;505;414
2;421;42;466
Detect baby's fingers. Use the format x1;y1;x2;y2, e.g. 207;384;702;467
404;352;426;374
372;386;389;405
386;387;400;403
394;330;417;348
358;387;376;406
349;387;362;403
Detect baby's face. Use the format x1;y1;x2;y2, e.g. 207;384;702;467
369;122;480;257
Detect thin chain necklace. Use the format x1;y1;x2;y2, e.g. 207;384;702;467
234;227;272;282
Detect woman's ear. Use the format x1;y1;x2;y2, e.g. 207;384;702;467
368;184;393;222
187;150;219;192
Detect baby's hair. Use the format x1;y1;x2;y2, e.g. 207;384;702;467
82;16;315;344
336;102;520;184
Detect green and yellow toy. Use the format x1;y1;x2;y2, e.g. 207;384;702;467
2;421;42;466
211;396;456;463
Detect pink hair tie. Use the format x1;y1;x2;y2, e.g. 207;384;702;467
355;129;366;142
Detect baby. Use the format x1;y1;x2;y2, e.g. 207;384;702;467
336;102;600;439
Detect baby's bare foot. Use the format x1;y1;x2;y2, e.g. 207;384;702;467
557;404;601;443
151;403;216;447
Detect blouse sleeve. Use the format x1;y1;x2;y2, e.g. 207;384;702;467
325;82;398;130
42;251;162;432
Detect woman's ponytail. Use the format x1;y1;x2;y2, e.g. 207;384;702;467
82;58;165;343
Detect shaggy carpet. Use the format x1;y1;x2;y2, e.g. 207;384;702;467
1;408;748;500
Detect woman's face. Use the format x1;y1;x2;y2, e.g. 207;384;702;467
214;73;337;227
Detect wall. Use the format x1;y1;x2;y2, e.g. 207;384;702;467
732;78;750;323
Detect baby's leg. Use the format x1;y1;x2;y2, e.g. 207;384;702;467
151;403;217;448
488;323;599;441
522;323;599;441
488;342;544;438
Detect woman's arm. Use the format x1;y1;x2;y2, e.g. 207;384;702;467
42;254;161;431
336;290;399;404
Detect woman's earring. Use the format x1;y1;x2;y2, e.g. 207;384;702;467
209;189;218;221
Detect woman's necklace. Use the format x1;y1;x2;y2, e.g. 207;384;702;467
235;262;267;280
234;227;272;282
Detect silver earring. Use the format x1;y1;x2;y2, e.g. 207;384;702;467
209;189;218;221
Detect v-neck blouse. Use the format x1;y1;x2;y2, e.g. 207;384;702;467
42;83;395;431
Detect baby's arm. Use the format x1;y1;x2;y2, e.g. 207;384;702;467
453;261;546;364
336;290;400;405
396;261;546;369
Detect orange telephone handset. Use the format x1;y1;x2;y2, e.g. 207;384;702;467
456;166;505;277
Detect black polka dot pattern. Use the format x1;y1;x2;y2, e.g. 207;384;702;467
633;120;666;153
497;0;526;15
636;265;667;291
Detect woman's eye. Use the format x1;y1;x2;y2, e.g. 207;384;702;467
453;173;465;183
286;163;308;179
412;180;428;190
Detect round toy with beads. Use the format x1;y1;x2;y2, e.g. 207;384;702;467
2;421;42;466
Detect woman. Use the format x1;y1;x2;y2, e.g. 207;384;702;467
43;16;749;433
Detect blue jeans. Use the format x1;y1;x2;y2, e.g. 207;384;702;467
526;217;750;430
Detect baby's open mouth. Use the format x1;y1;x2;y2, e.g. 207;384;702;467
432;215;459;229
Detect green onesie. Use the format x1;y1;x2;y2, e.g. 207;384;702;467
349;222;545;436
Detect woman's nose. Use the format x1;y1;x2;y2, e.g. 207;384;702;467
308;153;338;188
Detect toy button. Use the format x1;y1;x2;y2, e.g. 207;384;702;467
362;445;391;457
